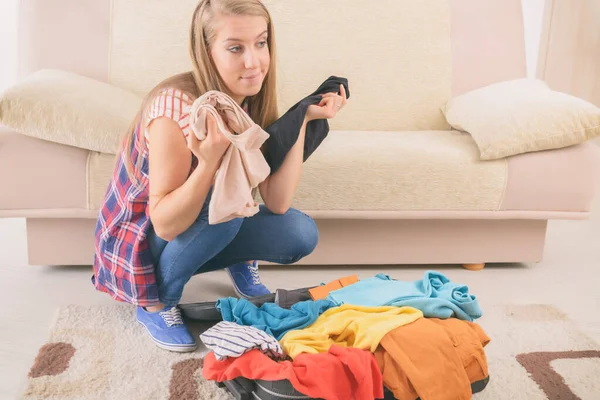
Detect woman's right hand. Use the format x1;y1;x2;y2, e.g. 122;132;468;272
188;113;230;167
305;83;348;123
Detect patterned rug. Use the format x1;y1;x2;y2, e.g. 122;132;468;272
19;303;600;399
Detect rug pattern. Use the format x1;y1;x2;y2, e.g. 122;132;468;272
19;303;600;399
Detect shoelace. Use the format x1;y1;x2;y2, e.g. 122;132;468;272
248;263;262;285
159;306;184;327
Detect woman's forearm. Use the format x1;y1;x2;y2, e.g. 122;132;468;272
150;160;219;241
260;118;308;214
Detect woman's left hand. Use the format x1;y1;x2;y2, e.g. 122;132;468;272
305;84;348;123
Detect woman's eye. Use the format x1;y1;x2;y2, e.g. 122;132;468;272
228;41;266;53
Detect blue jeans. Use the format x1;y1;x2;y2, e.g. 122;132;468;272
147;188;319;306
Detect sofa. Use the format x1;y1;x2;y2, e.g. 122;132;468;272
1;0;599;270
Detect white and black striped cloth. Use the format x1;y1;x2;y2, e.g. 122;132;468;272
200;321;286;361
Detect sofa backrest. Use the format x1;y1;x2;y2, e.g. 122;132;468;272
18;0;526;131
17;0;110;83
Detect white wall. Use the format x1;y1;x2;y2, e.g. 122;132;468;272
0;1;546;92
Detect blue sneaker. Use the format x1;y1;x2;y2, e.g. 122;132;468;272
136;305;197;352
225;260;271;299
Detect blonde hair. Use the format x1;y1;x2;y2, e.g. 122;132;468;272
120;0;278;184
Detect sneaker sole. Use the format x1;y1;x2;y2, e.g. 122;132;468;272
136;321;198;353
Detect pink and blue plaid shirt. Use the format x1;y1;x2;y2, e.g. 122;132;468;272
92;89;196;306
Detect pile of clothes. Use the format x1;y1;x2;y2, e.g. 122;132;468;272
195;271;490;400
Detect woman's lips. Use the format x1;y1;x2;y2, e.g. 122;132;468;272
241;73;260;80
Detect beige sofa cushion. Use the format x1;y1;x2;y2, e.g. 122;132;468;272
441;78;600;160
255;130;509;213
0;69;142;154
84;130;511;213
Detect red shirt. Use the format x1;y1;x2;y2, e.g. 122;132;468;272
203;345;384;400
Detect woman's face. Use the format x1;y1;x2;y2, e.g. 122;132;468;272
210;14;270;105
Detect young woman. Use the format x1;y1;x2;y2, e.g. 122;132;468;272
92;0;347;352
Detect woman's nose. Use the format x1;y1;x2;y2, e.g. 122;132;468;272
244;49;259;69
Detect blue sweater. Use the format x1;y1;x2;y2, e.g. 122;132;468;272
325;271;482;321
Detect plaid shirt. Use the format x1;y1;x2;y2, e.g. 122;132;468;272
92;130;159;306
92;89;195;306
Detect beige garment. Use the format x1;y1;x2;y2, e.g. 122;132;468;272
188;91;271;225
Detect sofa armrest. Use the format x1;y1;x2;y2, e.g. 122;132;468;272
0;125;90;213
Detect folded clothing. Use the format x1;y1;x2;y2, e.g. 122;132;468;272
188;90;270;224
216;297;334;340
264;76;350;174
326;270;482;321
374;317;491;400
280;304;423;359
199;321;286;361
203;345;384;400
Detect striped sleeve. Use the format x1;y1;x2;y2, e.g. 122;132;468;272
144;88;193;144
199;321;286;361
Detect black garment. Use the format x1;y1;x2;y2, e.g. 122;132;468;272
273;288;312;309
243;286;312;309
264;76;350;174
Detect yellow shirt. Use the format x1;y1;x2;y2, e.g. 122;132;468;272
280;304;423;359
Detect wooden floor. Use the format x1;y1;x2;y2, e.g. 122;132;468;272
1;194;600;399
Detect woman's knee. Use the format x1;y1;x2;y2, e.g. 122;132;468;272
286;209;319;261
156;215;244;277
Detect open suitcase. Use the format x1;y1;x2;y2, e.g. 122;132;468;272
216;376;490;400
180;287;490;400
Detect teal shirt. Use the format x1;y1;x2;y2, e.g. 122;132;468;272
326;271;482;321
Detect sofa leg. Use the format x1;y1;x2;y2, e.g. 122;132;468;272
462;263;485;271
